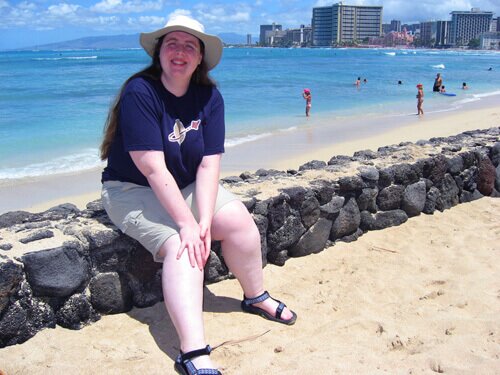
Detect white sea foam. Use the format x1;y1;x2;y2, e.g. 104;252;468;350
385;52;396;56
225;132;273;148
279;126;298;132
454;97;481;105
0;149;103;179
32;56;98;61
432;64;445;69
473;90;500;98
67;56;98;60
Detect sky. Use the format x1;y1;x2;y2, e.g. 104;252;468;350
1;0;499;49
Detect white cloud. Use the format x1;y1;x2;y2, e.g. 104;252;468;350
168;8;193;18
91;0;164;14
0;1;37;27
86;15;120;26
91;0;122;13
47;3;80;16
127;15;165;29
193;4;251;24
313;0;331;6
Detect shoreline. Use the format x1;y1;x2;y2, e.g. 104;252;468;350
0;95;499;214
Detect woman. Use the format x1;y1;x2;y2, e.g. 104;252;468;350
100;15;296;375
416;83;424;116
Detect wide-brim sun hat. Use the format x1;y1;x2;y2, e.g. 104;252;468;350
140;14;223;71
416;83;423;87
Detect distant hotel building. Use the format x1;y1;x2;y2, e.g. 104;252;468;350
420;21;437;47
285;25;312;46
390;19;401;32
382;20;401;35
259;24;282;46
312;2;383;46
490;17;498;32
401;23;419;35
436;21;451;47
449;8;493;46
480;32;500;49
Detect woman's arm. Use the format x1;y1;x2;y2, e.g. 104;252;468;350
195;154;221;261
130;150;207;270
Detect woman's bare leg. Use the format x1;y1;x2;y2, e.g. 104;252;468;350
158;236;215;369
211;200;294;320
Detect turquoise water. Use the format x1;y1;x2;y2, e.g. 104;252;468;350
0;47;499;179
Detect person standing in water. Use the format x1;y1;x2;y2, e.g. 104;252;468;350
433;73;442;92
416;83;424;116
303;88;312;117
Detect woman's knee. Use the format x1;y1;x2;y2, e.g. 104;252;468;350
212;200;258;238
157;234;180;261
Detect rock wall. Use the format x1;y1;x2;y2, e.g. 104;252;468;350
0;127;499;348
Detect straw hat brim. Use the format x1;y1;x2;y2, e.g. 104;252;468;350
140;25;223;71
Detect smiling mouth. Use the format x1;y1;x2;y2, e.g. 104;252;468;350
171;59;186;66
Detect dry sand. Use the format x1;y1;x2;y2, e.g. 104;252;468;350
0;100;499;374
0;197;498;374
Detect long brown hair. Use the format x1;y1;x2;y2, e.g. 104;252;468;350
100;35;216;160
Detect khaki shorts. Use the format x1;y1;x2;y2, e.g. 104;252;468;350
101;180;238;263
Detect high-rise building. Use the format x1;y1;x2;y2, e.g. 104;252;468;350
285;25;313;46
312;6;335;46
420;21;437;47
490;17;498;32
401;23;419;35
480;32;500;49
246;34;252;46
436;21;451;47
312;3;383;46
259;24;282;46
449;8;493;46
390;20;401;32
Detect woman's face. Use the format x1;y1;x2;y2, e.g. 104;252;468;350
159;31;202;82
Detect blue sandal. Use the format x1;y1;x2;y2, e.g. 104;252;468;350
174;345;221;375
241;291;297;325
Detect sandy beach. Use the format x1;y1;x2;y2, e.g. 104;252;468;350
0;196;498;374
0;96;499;374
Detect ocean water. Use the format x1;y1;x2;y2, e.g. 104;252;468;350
0;47;499;180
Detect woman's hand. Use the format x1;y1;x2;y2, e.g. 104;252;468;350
129;150;209;270
177;220;206;270
198;219;212;265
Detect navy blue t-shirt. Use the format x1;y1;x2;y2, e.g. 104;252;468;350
102;77;225;189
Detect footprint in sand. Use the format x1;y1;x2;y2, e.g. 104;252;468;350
429;359;445;373
389;335;405;350
445;327;455;335
428;280;446;286
388;335;424;354
419;290;445;300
